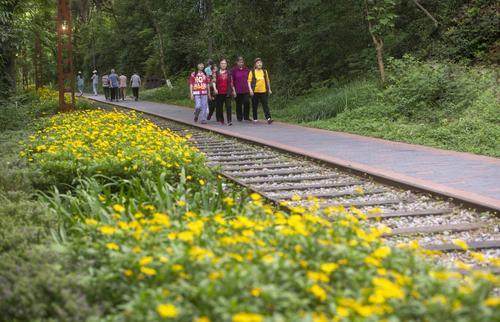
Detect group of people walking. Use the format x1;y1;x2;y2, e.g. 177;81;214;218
77;70;142;101
189;56;273;125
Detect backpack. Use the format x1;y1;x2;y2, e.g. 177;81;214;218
251;69;270;93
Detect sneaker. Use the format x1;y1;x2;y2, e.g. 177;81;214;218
200;121;207;124
207;115;212;121
228;122;232;126
194;115;198;122
253;119;258;123
267;118;274;124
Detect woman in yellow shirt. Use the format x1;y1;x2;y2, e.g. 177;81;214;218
248;58;273;124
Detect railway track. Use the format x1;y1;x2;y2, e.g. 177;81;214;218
102;104;500;274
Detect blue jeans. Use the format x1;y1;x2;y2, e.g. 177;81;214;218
194;95;209;122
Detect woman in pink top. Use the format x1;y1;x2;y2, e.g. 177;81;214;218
119;74;127;100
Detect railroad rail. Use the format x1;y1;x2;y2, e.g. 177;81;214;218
95;101;499;273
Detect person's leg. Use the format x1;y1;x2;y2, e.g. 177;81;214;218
193;95;201;122
106;87;110;100
111;88;115;101
243;93;251;121
135;87;139;101
235;94;243;121
225;96;232;124
261;93;271;121
119;87;124;100
252;94;260;121
200;95;209;123
216;94;224;124
207;96;216;121
132;87;138;101
93;83;98;95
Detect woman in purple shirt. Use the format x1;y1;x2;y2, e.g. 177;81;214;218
231;56;251;121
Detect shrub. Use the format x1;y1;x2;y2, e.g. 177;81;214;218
46;174;500;321
384;55;493;122
22;109;211;188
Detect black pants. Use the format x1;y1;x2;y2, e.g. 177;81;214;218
235;93;250;121
252;93;271;120
132;87;139;101
208;96;219;121
216;94;232;123
110;87;118;101
103;87;110;100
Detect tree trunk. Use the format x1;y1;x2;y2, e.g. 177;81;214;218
204;0;213;57
374;37;385;84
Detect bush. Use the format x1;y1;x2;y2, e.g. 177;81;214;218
273;80;380;123
45;173;500;321
23;109;211;188
384;55;493;122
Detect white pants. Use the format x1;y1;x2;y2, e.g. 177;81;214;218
93;83;98;95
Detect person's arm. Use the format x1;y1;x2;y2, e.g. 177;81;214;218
212;75;218;95
138;77;141;86
189;84;194;100
248;72;254;96
230;71;237;97
266;70;272;94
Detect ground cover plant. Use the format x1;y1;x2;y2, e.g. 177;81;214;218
11;108;498;321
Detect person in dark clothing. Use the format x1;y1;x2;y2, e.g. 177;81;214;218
231;56;251;121
213;58;233;126
207;64;219;122
108;69;119;102
248;58;273;124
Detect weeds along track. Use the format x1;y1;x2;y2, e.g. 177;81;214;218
102;105;500;274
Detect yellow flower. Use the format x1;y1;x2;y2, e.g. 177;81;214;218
194;317;210;322
232;312;263;322
372;246;391;259
250;287;262;297
199;179;205;185
484;297;500;307
320;262;339;274
112;204;125;212
106;242;120;251
139;256;153;266
156;303;178;318
85;218;98;225
123;269;133;277
309;284;327;301
452;239;469;251
223;197;235;206
307;271;330;283
140;266;157;276
98;194;106;202
250;193;262;201
336;306;349;317
172;264;184;272
177;200;186;207
99;225;117;235
178;230;194;242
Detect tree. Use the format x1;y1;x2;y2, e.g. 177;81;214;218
364;0;397;84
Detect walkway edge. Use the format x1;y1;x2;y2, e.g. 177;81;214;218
86;97;500;213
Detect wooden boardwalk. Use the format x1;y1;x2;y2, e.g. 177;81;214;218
86;95;500;211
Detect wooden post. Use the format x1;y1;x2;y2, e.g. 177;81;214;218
56;0;75;112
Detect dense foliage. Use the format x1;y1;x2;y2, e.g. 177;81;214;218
1;1;498;96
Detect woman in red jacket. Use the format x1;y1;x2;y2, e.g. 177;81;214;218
213;58;234;126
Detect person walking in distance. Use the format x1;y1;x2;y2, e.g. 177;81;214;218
130;72;141;101
91;70;99;96
189;62;211;124
102;73;110;100
231;56;251;121
76;71;84;96
213;58;233;126
108;69;119;102
248;58;273;124
119;73;127;100
207;64;219;122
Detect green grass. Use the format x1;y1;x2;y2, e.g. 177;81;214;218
141;78;194;108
